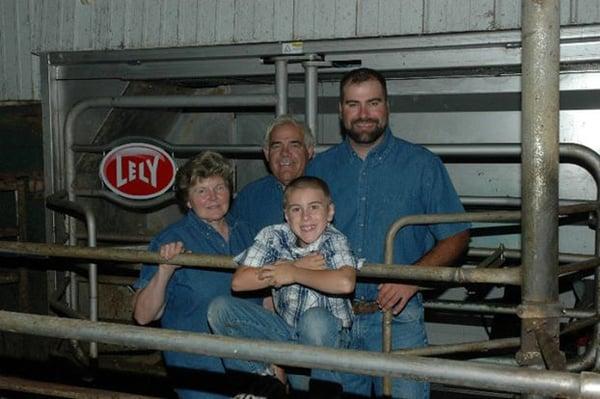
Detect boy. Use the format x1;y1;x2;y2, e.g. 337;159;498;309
208;176;361;394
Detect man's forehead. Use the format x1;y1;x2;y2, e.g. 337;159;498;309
270;124;304;143
342;80;385;99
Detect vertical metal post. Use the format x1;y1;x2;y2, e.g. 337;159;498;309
275;59;288;116
86;212;98;360
64;108;78;311
518;0;562;393
382;310;393;396
303;58;318;138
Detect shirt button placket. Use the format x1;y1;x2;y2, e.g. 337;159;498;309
357;165;368;256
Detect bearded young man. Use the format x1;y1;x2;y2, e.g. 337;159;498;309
308;68;470;399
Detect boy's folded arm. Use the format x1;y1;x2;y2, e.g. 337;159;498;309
231;265;271;291
294;265;356;294
292;253;326;270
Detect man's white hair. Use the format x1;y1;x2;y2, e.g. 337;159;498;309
263;114;315;149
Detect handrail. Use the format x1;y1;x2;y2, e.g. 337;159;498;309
381;201;600;390
0;240;521;286
46;191;98;359
0;310;599;398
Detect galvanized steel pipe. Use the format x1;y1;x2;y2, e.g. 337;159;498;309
469;246;594;264
303;57;319;138
275;58;288;116
0;374;159;399
425;300;594;319
47;192;98;359
0;240;521;285
520;0;561;377
0;310;598;398
394;337;520;357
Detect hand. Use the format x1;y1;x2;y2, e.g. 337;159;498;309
158;241;185;273
377;283;419;315
258;262;296;288
293;253;326;270
262;296;275;312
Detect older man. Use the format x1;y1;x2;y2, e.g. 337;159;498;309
308;68;470;398
230;115;315;233
226;115;318;396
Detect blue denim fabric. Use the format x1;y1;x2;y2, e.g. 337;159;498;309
207;296;350;392
230;174;285;236
307;129;470;398
134;211;259;399
342;296;429;398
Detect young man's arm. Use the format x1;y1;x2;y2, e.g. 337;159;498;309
377;229;470;315
258;263;356;294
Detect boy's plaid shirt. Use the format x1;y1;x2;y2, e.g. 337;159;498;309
234;223;362;328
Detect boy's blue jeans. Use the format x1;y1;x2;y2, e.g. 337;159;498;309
207;295;350;392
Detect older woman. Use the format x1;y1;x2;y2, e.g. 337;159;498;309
133;151;256;399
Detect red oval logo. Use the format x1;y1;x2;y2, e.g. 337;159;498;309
99;143;177;199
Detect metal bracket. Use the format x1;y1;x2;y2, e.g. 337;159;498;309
262;53;324;64
534;328;566;370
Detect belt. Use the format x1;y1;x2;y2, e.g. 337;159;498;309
352;300;380;315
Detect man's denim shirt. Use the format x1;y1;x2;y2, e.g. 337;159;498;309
230;174;285;236
307;128;470;301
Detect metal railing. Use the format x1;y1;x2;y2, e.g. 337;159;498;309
2;200;599;397
1;310;600;398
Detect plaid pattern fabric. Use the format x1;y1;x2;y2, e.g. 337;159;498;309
234;223;361;328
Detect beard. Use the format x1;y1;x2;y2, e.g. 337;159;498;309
344;118;387;145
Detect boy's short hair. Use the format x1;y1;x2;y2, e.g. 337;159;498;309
283;176;331;208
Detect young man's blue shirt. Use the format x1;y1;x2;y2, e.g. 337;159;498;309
307;128;470;301
229;174;285;236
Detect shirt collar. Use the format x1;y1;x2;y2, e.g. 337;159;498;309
342;127;394;164
283;223;327;256
186;209;235;233
267;174;286;191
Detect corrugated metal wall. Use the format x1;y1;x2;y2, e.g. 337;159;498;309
1;0;600;101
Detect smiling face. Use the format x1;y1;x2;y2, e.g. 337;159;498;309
186;175;230;224
284;186;334;247
264;123;314;186
340;78;389;153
